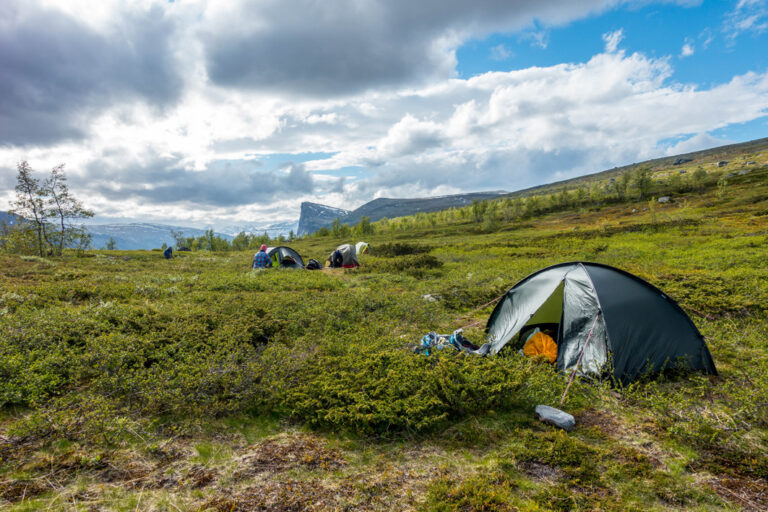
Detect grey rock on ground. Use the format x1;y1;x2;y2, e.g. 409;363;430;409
535;405;576;431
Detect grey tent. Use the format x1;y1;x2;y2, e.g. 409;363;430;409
328;243;359;268
485;262;717;384
266;246;305;269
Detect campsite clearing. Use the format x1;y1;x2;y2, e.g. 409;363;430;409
1;161;768;510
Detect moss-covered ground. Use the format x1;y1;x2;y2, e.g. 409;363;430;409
1;153;767;510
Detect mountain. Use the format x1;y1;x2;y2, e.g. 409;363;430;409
297;191;507;235
297;202;351;236
0;211;22;227
219;220;299;238
85;223;233;250
342;191;508;226
0;214;236;250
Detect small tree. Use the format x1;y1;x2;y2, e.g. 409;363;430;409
716;175;729;199
358;216;374;236
632;168;652;199
10;161;51;256
691;167;707;190
330;217;343;237
616;172;632;200
105;237;118;250
482;209;499;231
44;164;94;255
232;232;250;251
0;218;37;254
170;229;186;249
471;199;488;222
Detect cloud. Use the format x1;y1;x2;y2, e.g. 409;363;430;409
490;44;513;61
725;0;768;40
602;29;624;53
0;0;183;146
520;30;550;49
664;133;733;155
200;0;613;96
680;43;695;57
81;156;314;208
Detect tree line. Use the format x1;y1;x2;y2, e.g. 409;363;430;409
305;164;723;237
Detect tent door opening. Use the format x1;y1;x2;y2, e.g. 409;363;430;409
514;280;565;351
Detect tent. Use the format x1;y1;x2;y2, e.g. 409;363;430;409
328;243;361;268
265;246;305;269
485;262;717;384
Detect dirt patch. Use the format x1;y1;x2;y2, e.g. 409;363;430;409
519;461;563;482
234;433;345;479
0;478;48;503
203;479;352;512
99;460;152;487
576;410;666;469
575;409;622;437
710;476;768;511
184;464;217;489
92;452;186;490
148;441;187;463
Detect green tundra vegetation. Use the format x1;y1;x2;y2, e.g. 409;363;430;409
1;149;767;510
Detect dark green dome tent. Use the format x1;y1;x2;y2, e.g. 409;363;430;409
265;246;305;269
485;262;717;384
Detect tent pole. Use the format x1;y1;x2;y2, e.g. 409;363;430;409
559;311;601;407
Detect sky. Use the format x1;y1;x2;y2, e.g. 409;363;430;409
1;0;767;229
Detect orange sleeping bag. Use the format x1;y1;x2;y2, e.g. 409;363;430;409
523;332;558;364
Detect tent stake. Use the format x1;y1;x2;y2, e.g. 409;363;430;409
559;311;601;407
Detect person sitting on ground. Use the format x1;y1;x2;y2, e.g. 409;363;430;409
252;244;273;269
523;328;558;364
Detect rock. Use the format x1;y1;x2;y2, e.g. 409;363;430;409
679;169;687;174
658;196;672;203
422;294;440;302
746;161;756;165
717;161;729;167
738;169;751;175
673;158;693;165
535;405;576;431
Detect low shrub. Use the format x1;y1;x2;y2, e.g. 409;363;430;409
375;242;432;257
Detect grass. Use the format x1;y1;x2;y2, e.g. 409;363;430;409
1;152;767;510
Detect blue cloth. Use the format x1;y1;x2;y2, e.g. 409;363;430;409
253;250;272;269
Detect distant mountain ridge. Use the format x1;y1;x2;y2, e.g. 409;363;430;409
219;220;299;238
85;223;233;250
0;215;229;250
298;191;507;235
0;211;21;227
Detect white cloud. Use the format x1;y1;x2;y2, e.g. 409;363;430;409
725;0;768;40
490;44;513;60
680;43;694;57
602;28;624;53
521;30;550;49
664;133;733;155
